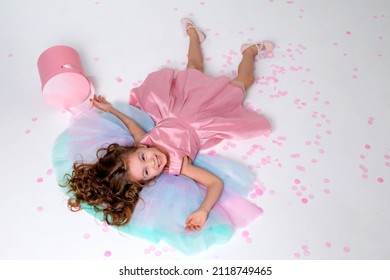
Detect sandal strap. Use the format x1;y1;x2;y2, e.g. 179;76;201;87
181;18;206;43
186;25;196;31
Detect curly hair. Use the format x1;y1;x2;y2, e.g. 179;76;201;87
62;143;150;226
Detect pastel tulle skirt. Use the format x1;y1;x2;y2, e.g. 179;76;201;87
52;103;263;254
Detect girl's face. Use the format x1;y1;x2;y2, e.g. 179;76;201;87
126;146;168;182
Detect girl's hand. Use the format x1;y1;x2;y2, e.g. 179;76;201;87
185;208;208;231
90;95;112;112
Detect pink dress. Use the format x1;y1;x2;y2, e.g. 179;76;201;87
130;68;271;174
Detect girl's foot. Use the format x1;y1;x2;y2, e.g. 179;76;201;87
181;18;206;43
241;41;274;56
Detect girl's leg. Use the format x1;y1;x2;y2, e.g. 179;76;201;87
185;25;204;72
230;45;258;91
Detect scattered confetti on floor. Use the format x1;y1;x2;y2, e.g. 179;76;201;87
0;0;389;260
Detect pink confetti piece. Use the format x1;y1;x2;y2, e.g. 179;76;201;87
83;233;90;239
296;165;306;172
323;178;330;184
104;250;112;257
155;250;162;256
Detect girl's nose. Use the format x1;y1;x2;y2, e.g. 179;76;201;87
147;157;157;169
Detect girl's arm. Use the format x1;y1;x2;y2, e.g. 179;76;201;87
180;156;224;231
91;95;147;143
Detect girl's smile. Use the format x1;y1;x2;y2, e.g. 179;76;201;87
126;146;168;182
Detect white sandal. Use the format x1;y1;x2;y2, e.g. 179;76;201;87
180;18;206;43
241;41;274;56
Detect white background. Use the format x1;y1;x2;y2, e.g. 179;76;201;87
0;0;389;261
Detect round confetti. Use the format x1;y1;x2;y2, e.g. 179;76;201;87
255;188;264;196
104;250;112;257
83;233;90;240
296;165;306;172
324;189;331;194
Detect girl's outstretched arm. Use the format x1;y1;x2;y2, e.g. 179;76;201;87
180;156;224;231
91;95;147;143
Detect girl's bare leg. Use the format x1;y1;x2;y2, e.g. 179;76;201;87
230;45;258;91
186;26;204;72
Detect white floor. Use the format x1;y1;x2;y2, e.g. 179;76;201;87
1;0;389;260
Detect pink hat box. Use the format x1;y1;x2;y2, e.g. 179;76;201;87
37;45;92;109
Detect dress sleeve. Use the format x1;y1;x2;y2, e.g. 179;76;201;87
129;89;141;109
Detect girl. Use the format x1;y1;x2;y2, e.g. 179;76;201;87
54;18;273;253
